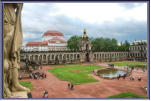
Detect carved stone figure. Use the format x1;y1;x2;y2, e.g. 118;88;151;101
4;3;30;98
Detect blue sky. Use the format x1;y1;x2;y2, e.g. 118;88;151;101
21;2;147;46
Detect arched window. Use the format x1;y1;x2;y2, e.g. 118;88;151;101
30;55;33;61
71;54;73;58
97;54;99;58
59;54;62;60
63;54;66;59
67;54;69;59
77;54;80;59
94;54;96;59
102;54;104;57
74;54;76;59
43;55;46;60
35;55;38;61
52;55;54;60
39;55;42;60
48;55;50;61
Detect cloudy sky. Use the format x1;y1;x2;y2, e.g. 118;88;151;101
22;2;147;46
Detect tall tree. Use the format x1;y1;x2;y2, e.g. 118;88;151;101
91;37;130;51
67;35;81;51
117;40;130;51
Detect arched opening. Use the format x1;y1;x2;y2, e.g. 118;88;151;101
55;55;59;64
86;53;89;62
35;55;38;61
43;55;46;60
48;55;50;63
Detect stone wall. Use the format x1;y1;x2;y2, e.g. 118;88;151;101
20;51;129;64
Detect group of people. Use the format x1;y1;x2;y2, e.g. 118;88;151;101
29;72;47;80
124;66;146;73
117;74;127;80
117;73;142;81
129;76;142;81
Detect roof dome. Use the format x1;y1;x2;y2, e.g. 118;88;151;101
43;30;64;36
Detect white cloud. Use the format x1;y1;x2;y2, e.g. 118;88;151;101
53;3;147;23
23;32;42;41
21;2;147;44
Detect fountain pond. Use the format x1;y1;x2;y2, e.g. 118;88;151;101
97;68;127;79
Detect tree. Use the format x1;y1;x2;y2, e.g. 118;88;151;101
118;40;130;51
91;37;104;51
91;37;130;52
111;38;118;51
67;35;81;51
91;37;119;51
123;40;130;51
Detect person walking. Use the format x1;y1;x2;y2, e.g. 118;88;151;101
43;90;48;98
70;83;74;90
68;83;70;89
138;76;142;81
45;74;47;78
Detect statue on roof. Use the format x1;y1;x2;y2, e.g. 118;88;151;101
81;28;89;40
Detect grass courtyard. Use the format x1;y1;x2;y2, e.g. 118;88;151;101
107;92;146;98
108;61;147;66
48;65;102;85
50;63;81;67
19;81;33;90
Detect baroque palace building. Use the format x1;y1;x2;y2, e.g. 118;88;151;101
21;30;68;51
20;29;147;64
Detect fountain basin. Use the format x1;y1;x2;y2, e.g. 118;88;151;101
97;68;127;79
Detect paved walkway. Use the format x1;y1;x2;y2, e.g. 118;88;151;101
21;64;147;98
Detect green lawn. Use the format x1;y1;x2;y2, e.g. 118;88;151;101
108;61;147;66
19;81;33;90
48;65;102;85
50;63;81;67
107;92;146;98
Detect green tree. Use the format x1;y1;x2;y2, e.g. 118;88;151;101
91;37;104;51
118;40;130;51
92;37;119;51
123;40;130;51
111;38;118;51
67;35;81;51
91;37;129;51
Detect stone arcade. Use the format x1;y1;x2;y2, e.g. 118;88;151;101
20;29;145;65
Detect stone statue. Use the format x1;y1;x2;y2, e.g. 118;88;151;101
4;3;30;98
